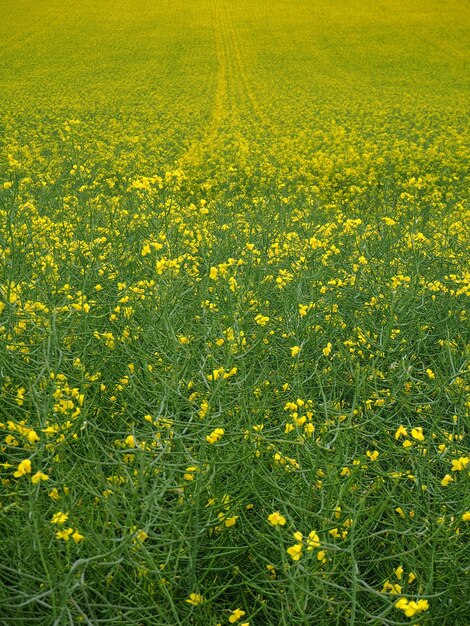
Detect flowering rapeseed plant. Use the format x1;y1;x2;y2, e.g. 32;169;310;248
0;0;468;623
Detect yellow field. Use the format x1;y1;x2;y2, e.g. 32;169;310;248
1;1;469;624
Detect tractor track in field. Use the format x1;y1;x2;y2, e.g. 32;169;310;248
178;0;278;170
178;0;229;169
221;0;271;132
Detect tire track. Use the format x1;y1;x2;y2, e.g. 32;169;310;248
177;0;282;170
221;0;269;132
178;0;229;169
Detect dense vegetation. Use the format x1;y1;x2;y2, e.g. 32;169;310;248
1;1;469;624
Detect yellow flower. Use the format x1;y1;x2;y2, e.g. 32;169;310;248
184;466;197;480
267;511;286;526
208;367;223;381
381;580;391;593
451;456;469;471
441;474;453;486
223;367;237;379
307;530;320;550
395;597;429;617
395;425;407;439
287;543;302;561
206;428;225;444
186;593;204;606
51;511;69;525
229;608;246;623
290;345;301;357
224;515;238;528
26;430;40;444
209;266;218;280
395;565;404;580
383;581;402;594
255;314;270;326
462;512;470;522
13;459;32;477
49;488;60;501
55;527;74;541
31;471;49;484
322;342;332;357
125;435;136;448
134;529;148;542
366;450;379;461
411;427;424;441
72;530;85;544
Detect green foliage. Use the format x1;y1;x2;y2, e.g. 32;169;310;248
0;0;469;624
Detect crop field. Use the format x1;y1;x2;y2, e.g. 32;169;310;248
0;0;469;624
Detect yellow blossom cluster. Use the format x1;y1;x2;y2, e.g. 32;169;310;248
1;0;468;623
